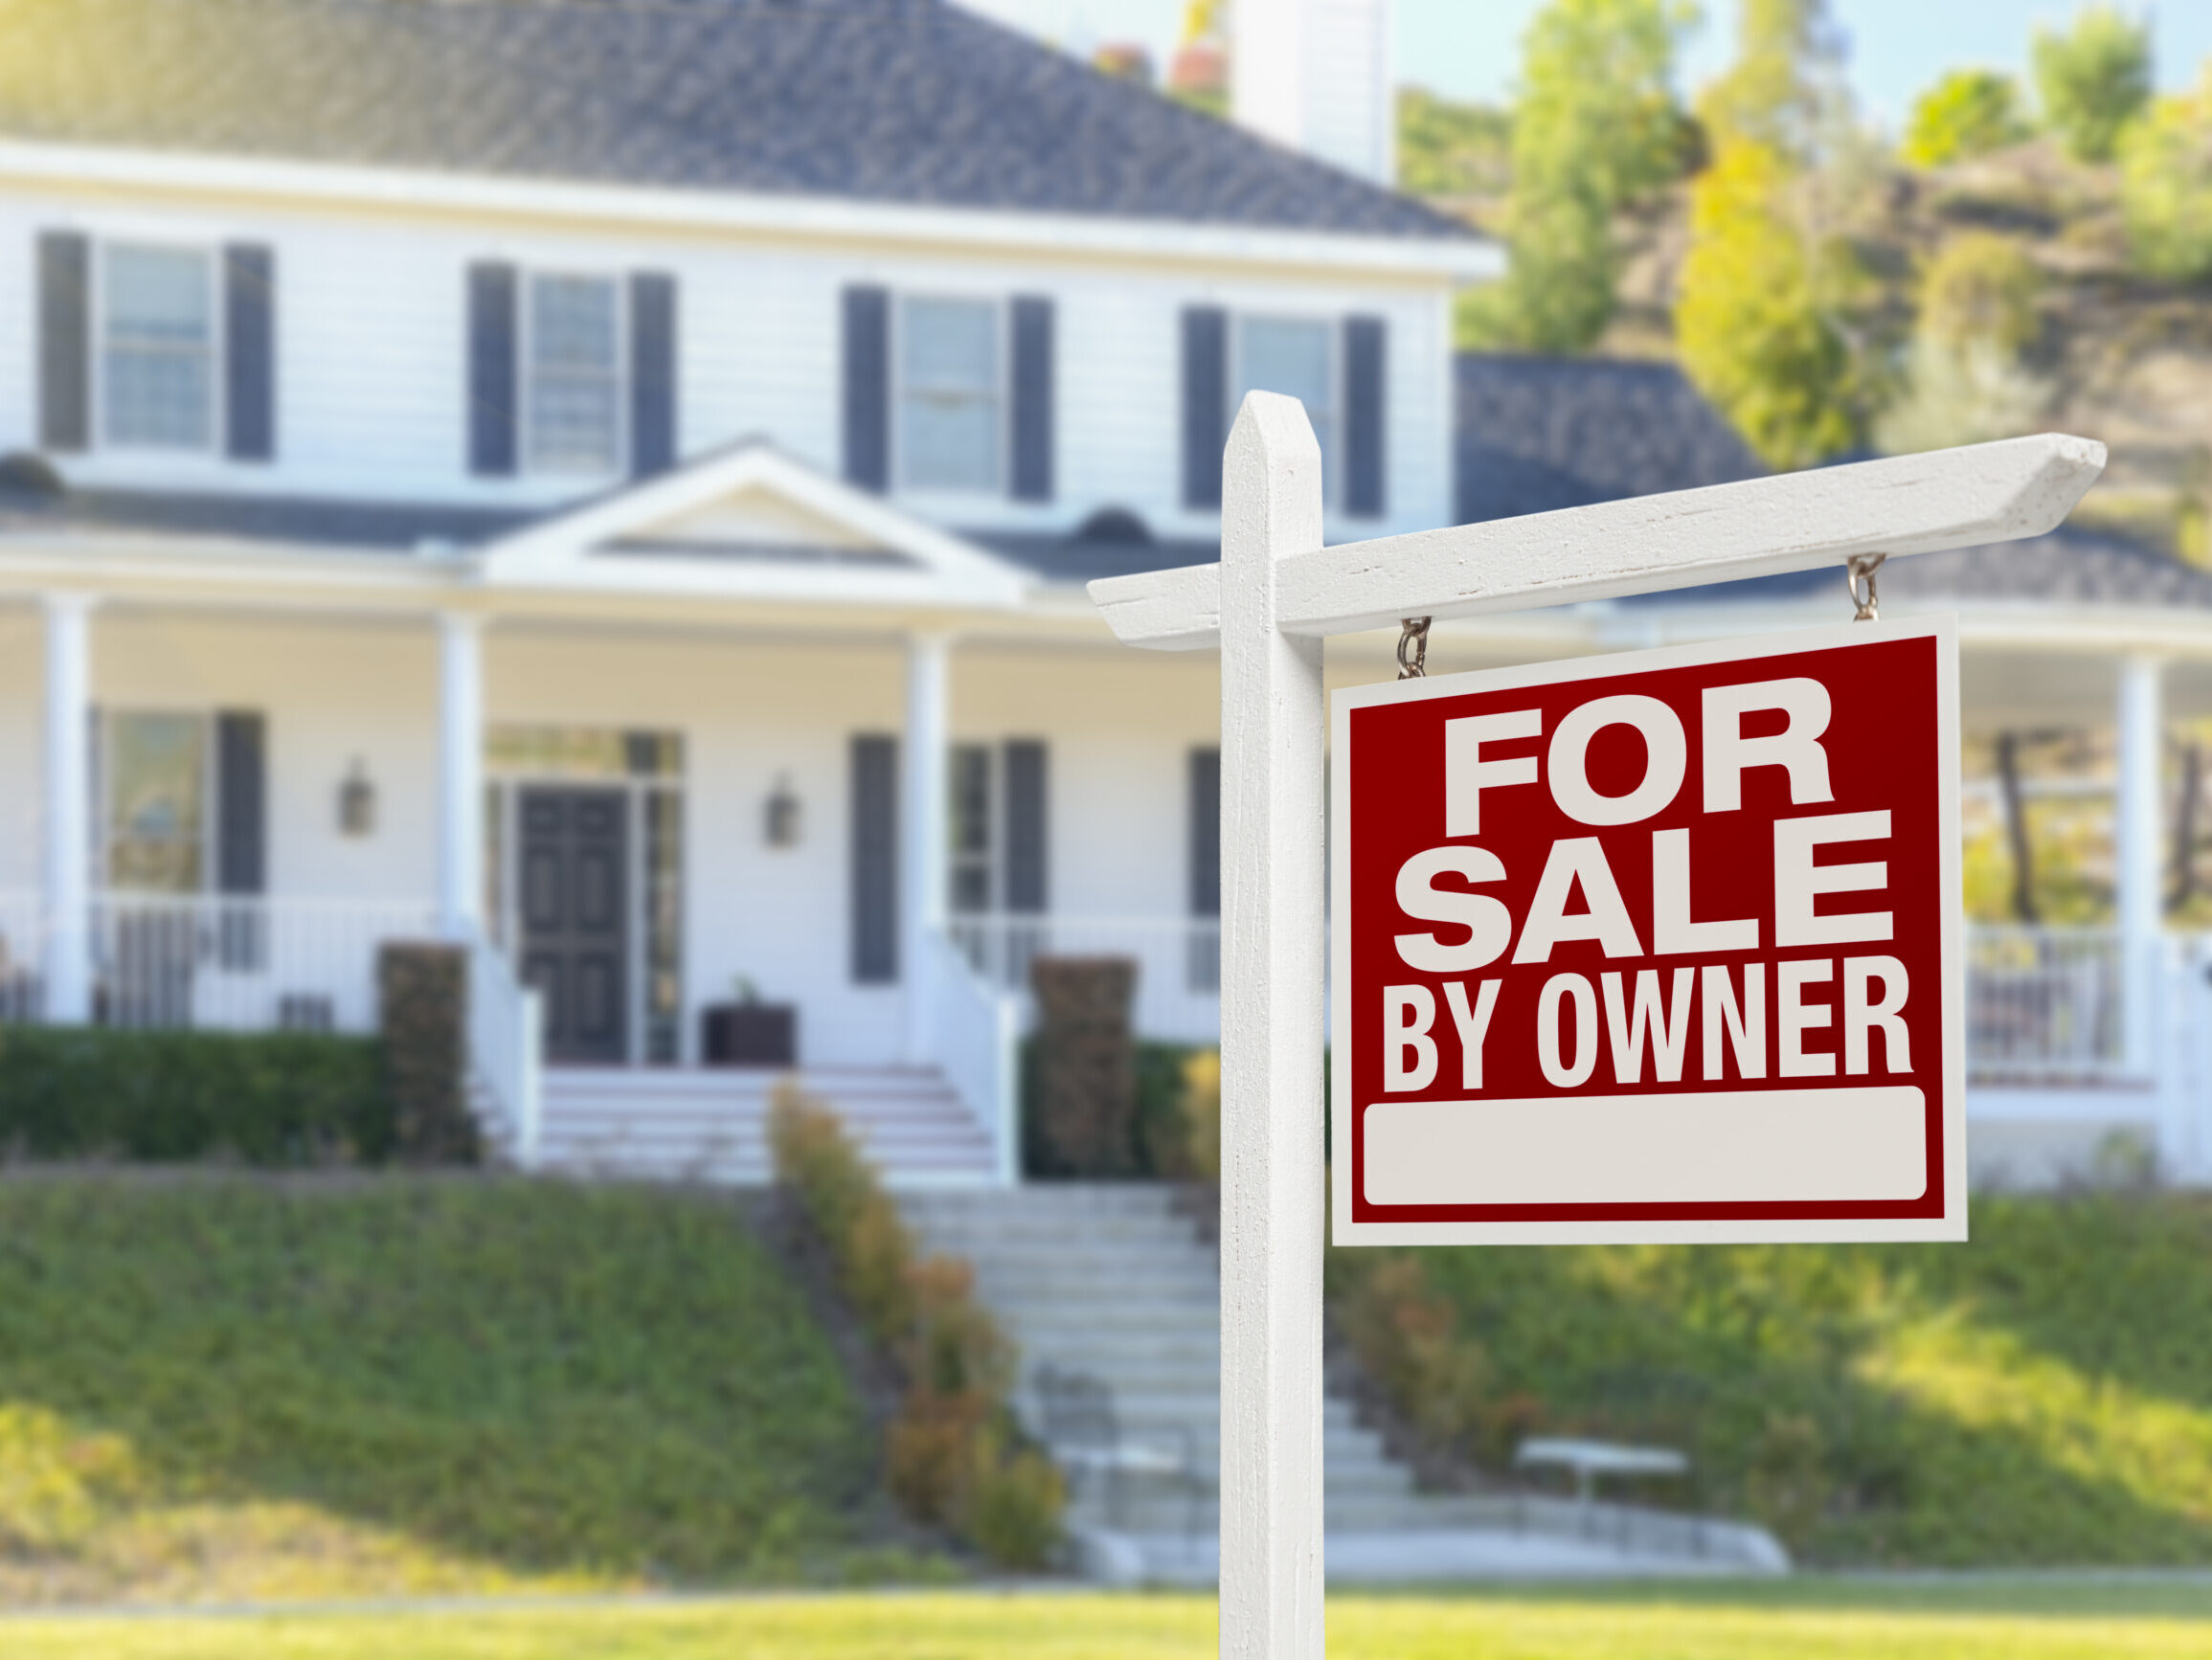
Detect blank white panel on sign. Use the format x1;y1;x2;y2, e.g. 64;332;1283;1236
1363;1088;1928;1208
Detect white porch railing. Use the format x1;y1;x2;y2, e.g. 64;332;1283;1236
468;935;545;1169
1966;926;2128;1081
83;891;440;1033
947;912;1222;1045
0;890;45;1021
921;926;1023;1185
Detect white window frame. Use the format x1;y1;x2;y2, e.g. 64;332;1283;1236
522;268;628;479
96;240;222;457
894;292;1007;499
1232;312;1340;508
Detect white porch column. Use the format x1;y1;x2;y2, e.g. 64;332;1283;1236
438;612;485;942
2115;654;2164;1076
903;632;951;1066
42;593;95;1025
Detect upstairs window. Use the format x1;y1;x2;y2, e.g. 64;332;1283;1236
102;244;215;451
527;273;623;475
899;296;1001;493
1235;315;1335;499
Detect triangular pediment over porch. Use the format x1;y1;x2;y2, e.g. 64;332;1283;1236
478;439;1031;609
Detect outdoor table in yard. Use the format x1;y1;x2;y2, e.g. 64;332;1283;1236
1091;393;2106;1657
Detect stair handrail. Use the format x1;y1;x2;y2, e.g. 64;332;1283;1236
467;935;544;1170
920;926;1023;1185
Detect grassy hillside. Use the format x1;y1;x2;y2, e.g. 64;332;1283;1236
0;1174;892;1604
1332;1192;2212;1566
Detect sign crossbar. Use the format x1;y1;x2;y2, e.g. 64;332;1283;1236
1092;429;2107;651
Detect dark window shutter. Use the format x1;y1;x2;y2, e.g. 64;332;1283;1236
215;710;267;970
629;270;678;479
1344;314;1387;518
1189;747;1221;918
223;244;277;462
37;231;90;453
1181;305;1228;509
466;261;519;477
842;285;890;492
851;733;899;983
1009;296;1054;503
215;711;267;895
1003;740;1049;914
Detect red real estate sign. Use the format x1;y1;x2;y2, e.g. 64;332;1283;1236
1330;618;1965;1245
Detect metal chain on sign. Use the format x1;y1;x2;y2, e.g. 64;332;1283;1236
1397;617;1431;680
1846;553;1886;622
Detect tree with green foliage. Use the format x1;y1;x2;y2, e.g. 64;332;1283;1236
1676;137;1862;468
1462;0;1697;354
2119;65;2212;281
1395;87;1512;202
1904;69;2030;168
2032;5;2153;163
1876;232;2052;455
1695;0;1843;160
1675;0;1866;467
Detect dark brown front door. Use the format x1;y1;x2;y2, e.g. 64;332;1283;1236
519;787;628;1065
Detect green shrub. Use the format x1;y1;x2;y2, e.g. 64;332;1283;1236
770;1086;1062;1570
0;1025;393;1164
377;942;476;1164
2120;70;2212;282
2032;5;2152;164
1904;70;2030;168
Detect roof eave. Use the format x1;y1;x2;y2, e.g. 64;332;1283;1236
0;139;1501;281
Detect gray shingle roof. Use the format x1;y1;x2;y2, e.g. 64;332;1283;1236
0;482;532;550
0;0;1469;238
1457;353;1766;524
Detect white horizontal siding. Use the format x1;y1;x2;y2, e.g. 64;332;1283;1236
0;188;1460;539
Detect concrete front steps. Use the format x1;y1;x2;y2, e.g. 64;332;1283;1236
897;1182;1788;1584
537;1066;998;1186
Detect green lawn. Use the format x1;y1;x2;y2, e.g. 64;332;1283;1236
0;1173;887;1603
8;1584;2212;1660
1332;1192;2212;1565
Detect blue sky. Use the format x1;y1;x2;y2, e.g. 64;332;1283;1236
959;2;2211;131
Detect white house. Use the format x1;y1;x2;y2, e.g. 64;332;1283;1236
0;0;2200;1192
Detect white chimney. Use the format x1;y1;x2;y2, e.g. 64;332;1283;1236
1232;0;1395;187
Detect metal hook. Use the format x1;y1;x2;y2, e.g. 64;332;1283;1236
1846;553;1886;622
1396;617;1431;680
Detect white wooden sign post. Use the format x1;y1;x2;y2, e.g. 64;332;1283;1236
1090;394;2104;1658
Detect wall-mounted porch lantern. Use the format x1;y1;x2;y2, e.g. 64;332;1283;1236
764;773;801;848
338;758;377;838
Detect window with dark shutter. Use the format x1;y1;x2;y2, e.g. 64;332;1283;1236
842;285;891;493
1003;740;1048;913
1187;746;1221;993
629;271;678;479
37;232;90;453
1181;305;1228;509
1009;296;1054;503
215;710;267;970
224;244;277;462
1189;747;1221;918
1344;314;1387;518
851;733;899;983
466;261;519;477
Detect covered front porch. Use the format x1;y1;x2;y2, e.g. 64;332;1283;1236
6;442;2212;1189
